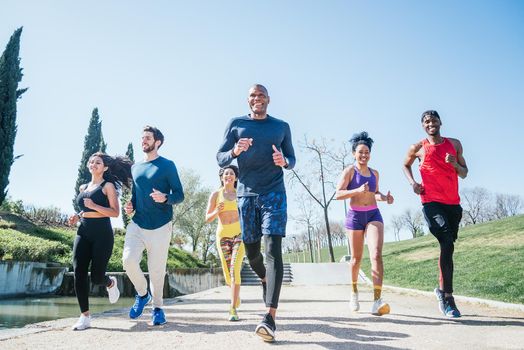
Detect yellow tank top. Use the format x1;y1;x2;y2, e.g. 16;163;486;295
216;188;238;212
215;188;241;238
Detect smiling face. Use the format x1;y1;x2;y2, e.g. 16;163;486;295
87;155;108;176
421;115;441;137
221;168;237;187
353;144;371;165
141;131;160;153
248;85;270;116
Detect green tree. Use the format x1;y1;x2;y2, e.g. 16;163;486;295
172;169;216;263
72;108;107;211
120;142;134;227
0;27;27;206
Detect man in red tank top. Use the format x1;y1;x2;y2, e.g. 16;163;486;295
403;110;468;318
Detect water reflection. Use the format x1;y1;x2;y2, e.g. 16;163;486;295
0;296;133;329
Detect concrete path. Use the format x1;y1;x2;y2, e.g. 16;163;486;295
1;285;523;350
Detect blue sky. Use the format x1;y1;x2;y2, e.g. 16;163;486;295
2;1;524;241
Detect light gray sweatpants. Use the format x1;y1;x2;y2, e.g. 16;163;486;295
122;221;172;308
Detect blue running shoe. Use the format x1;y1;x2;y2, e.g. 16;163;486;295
129;293;151;319
434;288;446;315
152;307;167;325
444;296;461;318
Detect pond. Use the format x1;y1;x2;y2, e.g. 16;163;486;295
0;296;134;329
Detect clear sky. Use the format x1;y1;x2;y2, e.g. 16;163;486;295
2;1;524;241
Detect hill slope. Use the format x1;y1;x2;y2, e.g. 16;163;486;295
0;212;205;271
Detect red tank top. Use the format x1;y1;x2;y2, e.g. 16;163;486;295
419;138;460;205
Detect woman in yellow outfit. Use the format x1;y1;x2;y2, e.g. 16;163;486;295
205;165;245;321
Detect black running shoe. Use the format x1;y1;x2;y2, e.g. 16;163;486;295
261;281;267;304
255;312;276;342
443;296;461;318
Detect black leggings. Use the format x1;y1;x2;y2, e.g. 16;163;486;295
422;202;462;294
73;218;114;313
244;235;283;308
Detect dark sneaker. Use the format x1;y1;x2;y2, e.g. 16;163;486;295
255;312;276;342
129;292;152;319
152;307;167;325
261;281;267;304
444;296;461;318
434;288;446;315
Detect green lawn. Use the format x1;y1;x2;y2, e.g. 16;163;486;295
285;215;524;304
0;212;204;271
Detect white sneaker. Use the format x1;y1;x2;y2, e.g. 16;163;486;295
107;276;120;304
350;292;360;312
371;298;390;316
72;314;91;330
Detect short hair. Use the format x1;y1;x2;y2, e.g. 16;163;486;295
421;110;441;122
143;125;164;147
349;131;374;152
249;84;268;96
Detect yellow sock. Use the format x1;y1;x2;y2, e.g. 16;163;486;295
374;285;382;301
351;282;358;294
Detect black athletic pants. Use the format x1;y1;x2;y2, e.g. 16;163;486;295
244;235;283;308
73;218;114;313
422;202;463;294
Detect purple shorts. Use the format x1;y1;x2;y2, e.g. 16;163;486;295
344;206;383;230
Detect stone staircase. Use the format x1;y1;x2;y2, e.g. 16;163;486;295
240;262;293;285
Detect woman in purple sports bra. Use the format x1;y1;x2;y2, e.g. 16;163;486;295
335;132;394;316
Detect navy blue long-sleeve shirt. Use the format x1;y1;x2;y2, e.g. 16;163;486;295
217;115;296;196
131;156;184;229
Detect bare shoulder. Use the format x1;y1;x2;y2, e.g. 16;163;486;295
447;137;463;150
371;168;379;177
79;184;87;192
102;182;116;193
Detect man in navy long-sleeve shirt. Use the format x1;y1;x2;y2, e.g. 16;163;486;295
217;84;295;342
123;125;184;326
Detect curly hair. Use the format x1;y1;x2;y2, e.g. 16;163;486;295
218;165;239;188
349;131;374;152
89;152;133;190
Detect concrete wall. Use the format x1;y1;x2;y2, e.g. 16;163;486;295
0;261;68;299
168;268;225;295
57;268;226;297
290;263;357;285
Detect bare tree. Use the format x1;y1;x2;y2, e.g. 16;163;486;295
292;193;318;263
494;193;523;219
400;208;425;238
460;187;492;225
390;214;404;241
289;136;343;262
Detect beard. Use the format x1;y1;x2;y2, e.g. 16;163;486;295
142;143;156;153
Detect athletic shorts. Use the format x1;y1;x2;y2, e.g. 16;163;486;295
422;202;462;242
238;192;287;244
344;207;383;230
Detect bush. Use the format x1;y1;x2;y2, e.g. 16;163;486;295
0;229;70;262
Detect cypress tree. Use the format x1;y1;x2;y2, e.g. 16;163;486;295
0;27;27;206
120;142;134;227
72;108;107;211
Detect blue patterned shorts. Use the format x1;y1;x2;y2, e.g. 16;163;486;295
238;192;287;244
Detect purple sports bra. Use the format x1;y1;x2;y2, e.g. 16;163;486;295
347;166;377;193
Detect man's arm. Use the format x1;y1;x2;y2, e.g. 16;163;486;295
448;138;468;179
216;120;237;167
403;142;423;195
281;122;296;170
166;162;185;205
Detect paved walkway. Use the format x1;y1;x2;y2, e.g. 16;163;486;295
1;285;523;349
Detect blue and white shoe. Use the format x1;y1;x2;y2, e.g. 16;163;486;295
443;296;461;318
129;293;152;319
434;288;446;315
152;307;167;325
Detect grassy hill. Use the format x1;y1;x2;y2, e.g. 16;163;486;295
285;215;524;304
0;212;205;271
